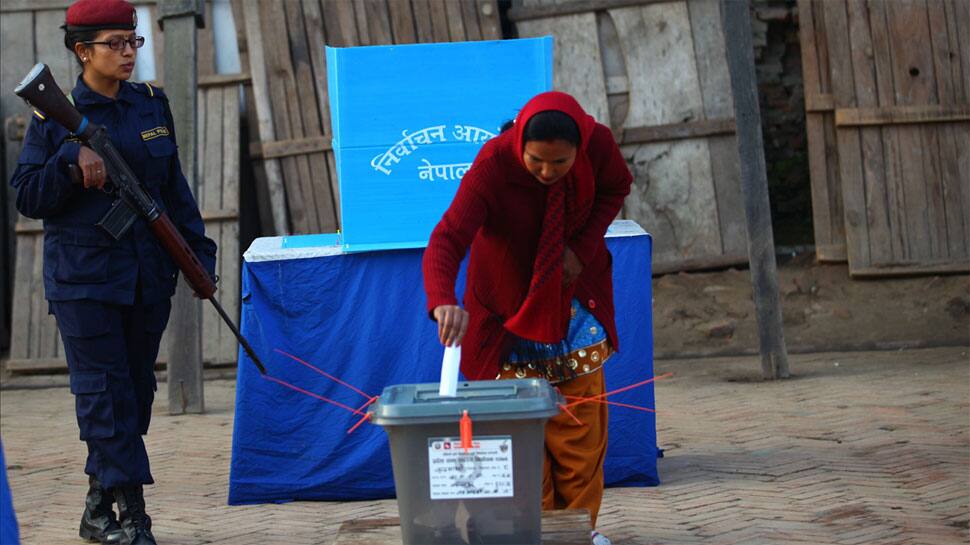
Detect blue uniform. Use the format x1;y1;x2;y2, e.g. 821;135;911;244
9;76;216;488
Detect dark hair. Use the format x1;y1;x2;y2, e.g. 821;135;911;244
500;111;581;148
63;27;100;67
517;110;581;147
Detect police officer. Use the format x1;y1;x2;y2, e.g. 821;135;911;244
9;1;216;543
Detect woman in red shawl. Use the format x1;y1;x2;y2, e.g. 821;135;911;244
423;91;631;544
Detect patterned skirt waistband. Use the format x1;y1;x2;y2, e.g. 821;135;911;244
498;338;613;384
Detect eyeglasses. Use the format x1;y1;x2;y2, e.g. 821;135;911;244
83;36;145;51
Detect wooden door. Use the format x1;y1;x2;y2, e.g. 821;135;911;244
804;0;969;276
512;0;747;274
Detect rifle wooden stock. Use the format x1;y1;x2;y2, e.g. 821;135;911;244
149;212;217;299
14;64;85;133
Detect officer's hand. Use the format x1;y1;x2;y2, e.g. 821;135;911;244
563;247;583;286
433;305;469;347
77;146;107;190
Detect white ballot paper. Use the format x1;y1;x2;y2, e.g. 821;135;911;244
439;345;460;397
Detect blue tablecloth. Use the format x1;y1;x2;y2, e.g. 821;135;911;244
228;220;657;504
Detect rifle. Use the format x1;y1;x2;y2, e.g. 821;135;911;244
15;63;266;375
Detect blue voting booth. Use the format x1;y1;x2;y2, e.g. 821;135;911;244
227;38;659;504
326;38;552;251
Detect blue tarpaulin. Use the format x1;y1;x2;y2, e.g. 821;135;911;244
228;221;657;504
0;439;20;545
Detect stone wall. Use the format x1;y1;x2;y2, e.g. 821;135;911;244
752;0;812;246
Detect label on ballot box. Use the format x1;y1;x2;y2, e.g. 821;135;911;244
326;38;553;252
428;436;514;500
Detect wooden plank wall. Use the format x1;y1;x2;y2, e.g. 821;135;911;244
1;1;246;373
512;0;747;274
1;4;86;374
151;79;243;368
804;0;969;277
797;0;847;262
171;0;245;367
237;0;503;236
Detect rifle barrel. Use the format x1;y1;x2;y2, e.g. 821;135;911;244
209;296;267;375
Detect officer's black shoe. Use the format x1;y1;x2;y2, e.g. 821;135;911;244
113;485;156;545
79;476;125;545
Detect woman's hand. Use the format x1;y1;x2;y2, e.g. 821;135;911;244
563;247;583;286
77;146;107;190
433;305;469;347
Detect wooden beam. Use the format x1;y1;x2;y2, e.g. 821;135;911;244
804;93;835;112
3;355;242;374
619;118;736;146
200;209;240;222
197;72;252;88
507;0;676;22
721;0;790;380
652;253;748;276
835;104;970;127
160;0;206;416
249;136;333;160
17;210;238;233
4;357;68;373
849;260;970;278
815;243;848;263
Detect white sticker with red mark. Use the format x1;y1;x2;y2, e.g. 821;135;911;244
427;436;513;500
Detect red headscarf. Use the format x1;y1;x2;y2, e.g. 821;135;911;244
503;92;598;344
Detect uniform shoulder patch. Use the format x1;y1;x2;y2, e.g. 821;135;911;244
32;109;47;121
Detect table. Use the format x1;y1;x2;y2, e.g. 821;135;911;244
228;220;657;504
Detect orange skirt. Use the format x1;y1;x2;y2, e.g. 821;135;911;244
497;365;608;527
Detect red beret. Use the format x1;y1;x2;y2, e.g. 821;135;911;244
65;0;137;31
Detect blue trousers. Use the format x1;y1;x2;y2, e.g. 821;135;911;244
51;298;171;489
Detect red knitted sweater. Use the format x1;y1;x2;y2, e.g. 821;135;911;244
422;108;632;380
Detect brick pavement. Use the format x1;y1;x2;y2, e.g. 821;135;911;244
1;346;967;545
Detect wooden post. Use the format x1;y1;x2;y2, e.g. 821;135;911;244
720;0;790;379
160;0;207;413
